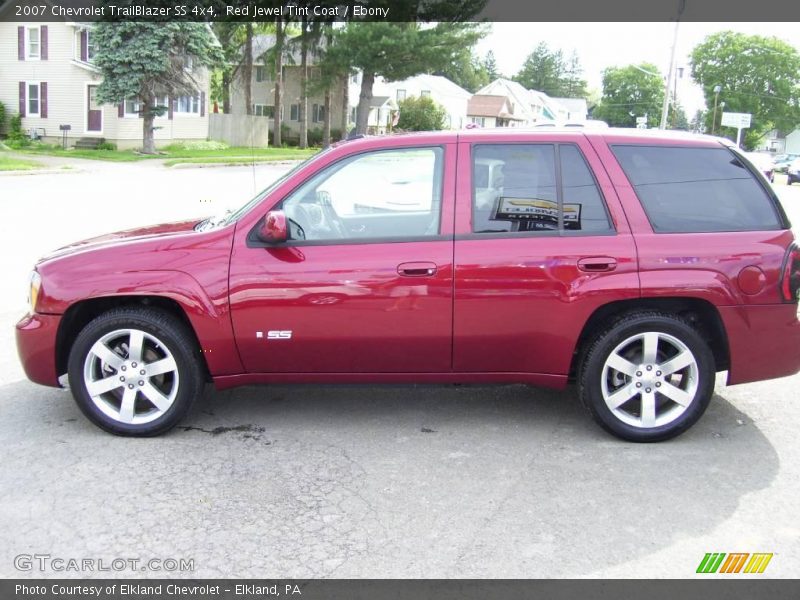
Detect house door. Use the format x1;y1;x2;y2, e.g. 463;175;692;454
87;85;102;133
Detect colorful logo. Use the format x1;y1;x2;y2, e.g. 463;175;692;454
696;552;773;574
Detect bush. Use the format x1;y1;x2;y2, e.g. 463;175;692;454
396;96;448;132
308;127;323;146
0;101;6;134
96;141;117;151
7;114;29;147
165;140;229;151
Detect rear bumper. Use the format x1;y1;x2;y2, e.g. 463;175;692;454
15;312;62;387
720;304;800;385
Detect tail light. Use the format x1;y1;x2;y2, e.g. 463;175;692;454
781;244;800;302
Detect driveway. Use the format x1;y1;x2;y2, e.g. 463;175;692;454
1;160;799;578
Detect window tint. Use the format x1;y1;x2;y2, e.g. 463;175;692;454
472;144;611;234
281;147;443;243
560;144;613;233
612;145;782;233
473;144;556;233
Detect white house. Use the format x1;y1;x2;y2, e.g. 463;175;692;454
475;78;587;127
466;95;523;128
0;22;212;148
373;73;471;130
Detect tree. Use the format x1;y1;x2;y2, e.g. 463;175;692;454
434;48;490;93
92;23;223;154
562;50;588;98
592;63;664;128
396;95;448;131
484;50;500;80
690;31;800;148
514;42;564;95
327;0;485;136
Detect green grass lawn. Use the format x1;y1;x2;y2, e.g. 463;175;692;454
0;154;43;171
19;145;317;165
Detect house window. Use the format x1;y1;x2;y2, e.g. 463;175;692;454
86;31;97;61
470;116;485;127
396;89;406;102
125;98;140;116
420;90;431;98
312;104;325;123
183;56;193;73
255;66;268;82
27;83;40;116
350;73;360;84
253;104;274;117
26;27;40;59
176;94;200;114
290;104;299;121
350;107;357;123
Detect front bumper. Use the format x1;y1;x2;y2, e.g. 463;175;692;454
15;312;62;387
721;304;800;385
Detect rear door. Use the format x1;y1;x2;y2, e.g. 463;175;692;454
453;133;640;378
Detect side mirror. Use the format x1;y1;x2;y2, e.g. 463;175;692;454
258;210;288;244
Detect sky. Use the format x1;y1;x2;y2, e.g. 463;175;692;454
475;22;800;118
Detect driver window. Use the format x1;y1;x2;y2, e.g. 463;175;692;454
281;147;444;242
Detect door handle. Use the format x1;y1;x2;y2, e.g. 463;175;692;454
397;261;438;277
577;257;617;272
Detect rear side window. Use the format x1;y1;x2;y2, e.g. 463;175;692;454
612;145;783;233
472;144;612;234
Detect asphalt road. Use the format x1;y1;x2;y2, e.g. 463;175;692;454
1;158;799;578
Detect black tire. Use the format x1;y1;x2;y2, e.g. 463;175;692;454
67;307;205;436
578;311;715;442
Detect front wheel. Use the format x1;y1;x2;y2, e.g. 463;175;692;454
578;312;715;442
67;307;205;436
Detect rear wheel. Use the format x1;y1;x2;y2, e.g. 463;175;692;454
578;312;715;442
67;307;204;436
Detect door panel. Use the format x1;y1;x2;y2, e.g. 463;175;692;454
229;143;456;374
87;85;102;132
453;137;640;376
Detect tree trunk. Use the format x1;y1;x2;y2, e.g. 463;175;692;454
298;17;309;149
243;23;253;115
142;93;156;154
341;74;349;140
273;20;284;147
222;71;231;114
356;72;374;135
322;86;331;148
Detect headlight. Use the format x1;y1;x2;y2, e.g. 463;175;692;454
28;271;41;312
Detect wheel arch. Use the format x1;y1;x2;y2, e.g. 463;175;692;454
55;295;211;382
569;297;730;381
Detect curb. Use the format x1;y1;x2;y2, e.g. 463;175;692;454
168;159;306;169
0;168;79;176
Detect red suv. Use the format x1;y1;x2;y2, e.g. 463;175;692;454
16;129;800;441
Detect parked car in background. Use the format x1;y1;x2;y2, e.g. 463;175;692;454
744;152;775;183
787;158;800;185
774;154;799;173
16;129;800;442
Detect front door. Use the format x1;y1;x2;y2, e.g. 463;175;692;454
87;85;102;133
229;144;456;374
453;136;640;377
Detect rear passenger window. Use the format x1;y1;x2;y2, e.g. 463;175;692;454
612;145;783;233
472;144;612;234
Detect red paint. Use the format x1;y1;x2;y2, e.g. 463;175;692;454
15;129;800;392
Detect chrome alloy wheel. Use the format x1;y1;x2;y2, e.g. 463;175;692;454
82;328;179;425
600;331;699;429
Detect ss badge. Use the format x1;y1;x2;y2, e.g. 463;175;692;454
263;330;292;340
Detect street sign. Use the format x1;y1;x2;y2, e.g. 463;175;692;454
721;112;751;129
720;112;752;147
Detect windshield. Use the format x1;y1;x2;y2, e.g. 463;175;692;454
221;150;330;226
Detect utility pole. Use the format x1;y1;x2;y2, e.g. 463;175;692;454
660;19;680;130
711;85;721;135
